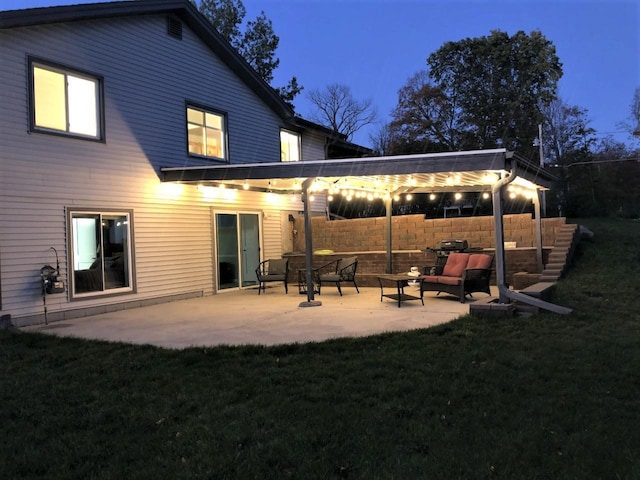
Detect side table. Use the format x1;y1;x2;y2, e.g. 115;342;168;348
376;274;424;308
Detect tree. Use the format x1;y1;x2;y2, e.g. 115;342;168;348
540;98;595;165
538;98;596;217
386;71;467;153
426;30;563;157
196;0;245;48
192;0;302;107
307;84;377;141
369;123;393;156
630;87;640;139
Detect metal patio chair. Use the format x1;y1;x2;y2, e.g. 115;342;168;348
316;256;359;296
255;258;289;295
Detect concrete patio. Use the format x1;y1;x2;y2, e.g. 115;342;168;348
23;285;497;349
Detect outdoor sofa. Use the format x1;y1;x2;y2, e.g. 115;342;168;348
420;252;494;303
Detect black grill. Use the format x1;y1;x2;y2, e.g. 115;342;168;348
425;239;470;270
437;239;469;252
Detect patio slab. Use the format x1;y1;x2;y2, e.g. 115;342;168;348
24;286;496;349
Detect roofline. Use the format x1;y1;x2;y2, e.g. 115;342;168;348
160;148;558;189
0;0;295;119
290;116;374;155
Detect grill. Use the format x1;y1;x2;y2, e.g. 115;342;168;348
437;239;469;252
426;239;470;270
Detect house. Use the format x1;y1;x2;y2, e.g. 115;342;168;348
0;0;369;326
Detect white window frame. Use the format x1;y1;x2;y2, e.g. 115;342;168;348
280;129;301;162
187;104;228;161
29;58;104;140
67;209;135;299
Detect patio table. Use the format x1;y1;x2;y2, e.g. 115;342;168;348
377;274;424;308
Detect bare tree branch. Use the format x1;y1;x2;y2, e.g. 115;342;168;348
307;84;377;141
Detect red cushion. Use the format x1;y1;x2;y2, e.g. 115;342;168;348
437;276;462;286
421;275;440;283
467;254;492;270
442;253;470;277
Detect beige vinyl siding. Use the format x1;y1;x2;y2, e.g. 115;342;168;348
0;14;305;322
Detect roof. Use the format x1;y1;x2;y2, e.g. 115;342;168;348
0;0;294;118
161;148;558;195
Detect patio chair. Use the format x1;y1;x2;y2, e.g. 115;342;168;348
255;258;289;295
316;256;359;296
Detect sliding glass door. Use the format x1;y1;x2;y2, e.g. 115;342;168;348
215;212;260;290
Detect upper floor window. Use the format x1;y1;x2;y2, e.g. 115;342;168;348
187;106;227;161
280;129;301;162
30;59;103;140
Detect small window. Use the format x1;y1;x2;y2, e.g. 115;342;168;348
69;210;134;298
187;106;226;161
30;59;103;139
280;129;301;162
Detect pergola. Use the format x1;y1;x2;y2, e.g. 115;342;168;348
162;148;571;314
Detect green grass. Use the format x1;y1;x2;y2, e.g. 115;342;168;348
2;218;640;479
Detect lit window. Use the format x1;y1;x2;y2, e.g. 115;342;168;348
187;106;226;160
280;130;301;162
31;60;102;139
69;210;133;297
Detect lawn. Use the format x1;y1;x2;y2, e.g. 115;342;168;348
2;218;640;479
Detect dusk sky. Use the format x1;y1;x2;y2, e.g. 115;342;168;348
2;0;638;148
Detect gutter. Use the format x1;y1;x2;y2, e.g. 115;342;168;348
492;158;572;315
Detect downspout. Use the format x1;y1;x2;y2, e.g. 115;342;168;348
492;159;572;314
533;190;544;273
492;166;516;303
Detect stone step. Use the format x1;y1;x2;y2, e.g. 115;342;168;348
540;274;560;282
469;297;516;317
545;262;565;269
520;281;556;300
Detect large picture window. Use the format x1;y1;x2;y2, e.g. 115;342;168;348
187;105;226;160
280;129;301;162
69;210;133;297
30;59;103;139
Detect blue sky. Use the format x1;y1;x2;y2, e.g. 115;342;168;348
2;0;638;148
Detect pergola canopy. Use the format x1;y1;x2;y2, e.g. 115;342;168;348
161;149;557;195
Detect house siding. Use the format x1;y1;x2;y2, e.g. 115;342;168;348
302;131;327;161
0;13;324;324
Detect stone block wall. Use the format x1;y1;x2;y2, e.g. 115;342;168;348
285;213;562;289
292;213;565;253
